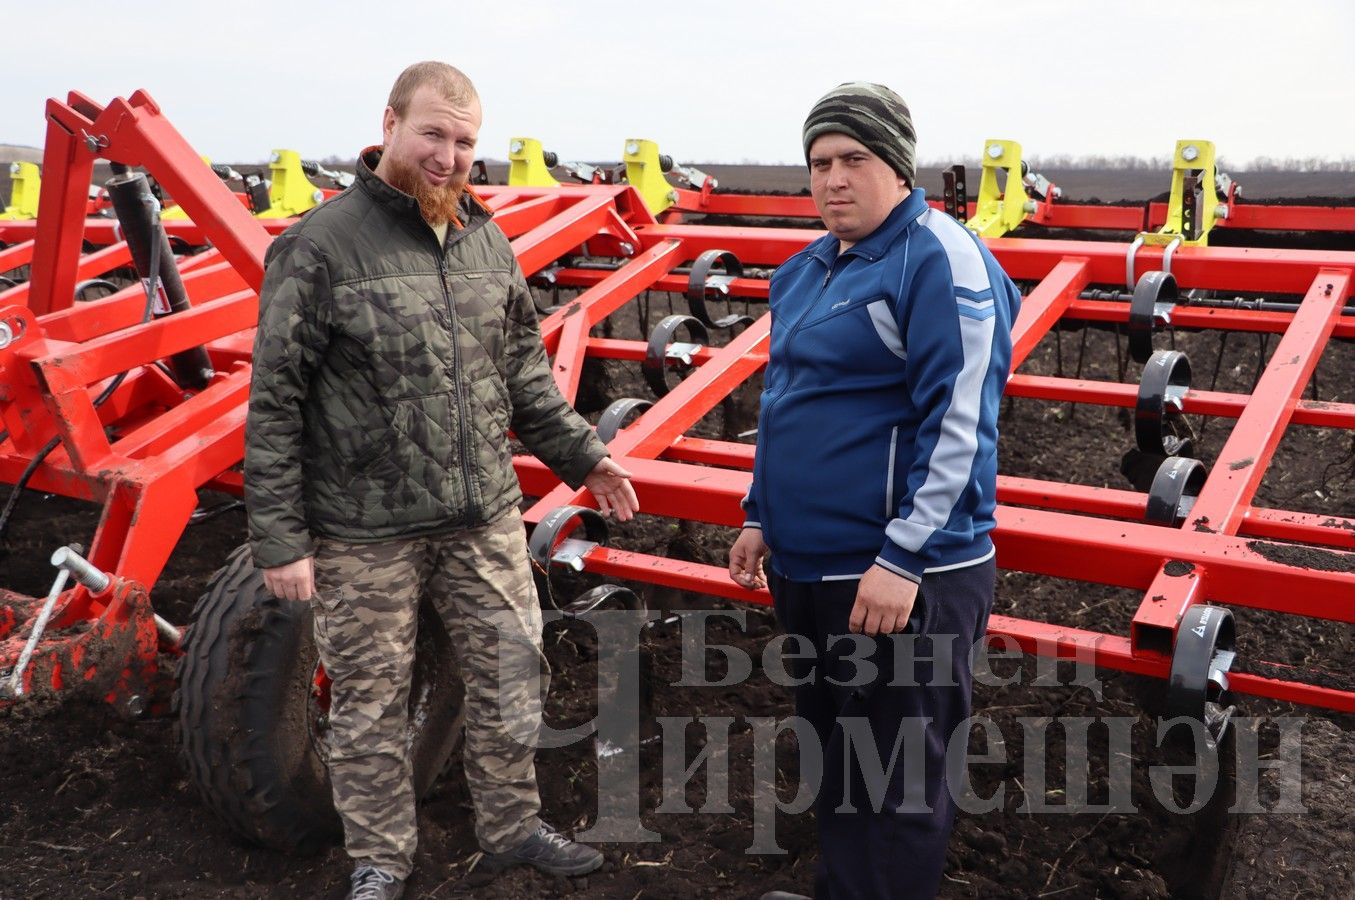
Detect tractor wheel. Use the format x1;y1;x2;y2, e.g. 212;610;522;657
174;544;465;852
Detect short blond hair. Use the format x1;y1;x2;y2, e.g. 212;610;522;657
386;61;478;117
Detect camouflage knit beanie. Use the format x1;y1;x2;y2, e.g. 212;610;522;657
802;82;916;186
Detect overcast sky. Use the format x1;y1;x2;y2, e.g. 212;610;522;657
6;1;1353;170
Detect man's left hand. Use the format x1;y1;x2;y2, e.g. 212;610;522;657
849;564;919;635
584;457;639;521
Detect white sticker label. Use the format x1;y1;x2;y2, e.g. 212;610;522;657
142;278;172;316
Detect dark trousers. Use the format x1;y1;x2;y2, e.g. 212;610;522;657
769;558;995;900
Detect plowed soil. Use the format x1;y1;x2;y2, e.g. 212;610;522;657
1;168;1353;899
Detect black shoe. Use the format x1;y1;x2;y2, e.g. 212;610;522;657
482;822;605;877
346;864;404;900
759;892;811;900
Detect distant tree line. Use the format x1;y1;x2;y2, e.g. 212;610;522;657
923;154;1355;173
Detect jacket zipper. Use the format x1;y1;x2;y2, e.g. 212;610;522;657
433;210;494;522
438;252;479;523
885;425;899;518
756;257;839;544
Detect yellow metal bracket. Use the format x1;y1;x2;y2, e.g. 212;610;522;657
256;149;325;218
507;137;560;187
0;162;41;220
622;138;676;215
1142;139;1224;247
964;140;1033;238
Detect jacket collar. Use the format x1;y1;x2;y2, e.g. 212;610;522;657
807;187;929;267
356;146;493;231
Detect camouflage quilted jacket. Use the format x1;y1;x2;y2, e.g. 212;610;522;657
244;150;608;569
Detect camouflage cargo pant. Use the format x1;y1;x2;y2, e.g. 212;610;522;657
311;508;546;879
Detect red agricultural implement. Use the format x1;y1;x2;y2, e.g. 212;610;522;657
2;89;1354;849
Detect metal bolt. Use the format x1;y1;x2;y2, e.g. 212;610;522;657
1023;200;1037;214
153;614;182;647
51;545;110;594
126;694;148;718
667;190;678;203
619;242;635;256
510;139;524;154
8;163;17;176
270;152;281;164
1181;145;1199;162
0;322;13;350
987;144;1003;160
626;141;640;156
312;189;324;203
1215;204;1229;219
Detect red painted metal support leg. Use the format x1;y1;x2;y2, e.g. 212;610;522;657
27;95;99;316
1130;270;1352;656
1011;257;1088;367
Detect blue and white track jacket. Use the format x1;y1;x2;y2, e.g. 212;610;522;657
743;189;1020;583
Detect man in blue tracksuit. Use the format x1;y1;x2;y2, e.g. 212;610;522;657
729;83;1020;900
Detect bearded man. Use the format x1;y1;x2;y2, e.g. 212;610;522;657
245;61;635;900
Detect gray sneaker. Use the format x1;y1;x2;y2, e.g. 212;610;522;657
482;822;604;876
346;864;404;900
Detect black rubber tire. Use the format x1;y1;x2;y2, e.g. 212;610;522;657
174;544;465;852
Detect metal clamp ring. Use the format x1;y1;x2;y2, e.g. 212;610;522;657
1145;455;1207;527
1135;349;1193;456
686;249;752;330
1166;603;1237;749
596;398;654;444
73;278;120;302
559;583;642;620
1128;270;1178;364
642;314;708;397
527;505;611;611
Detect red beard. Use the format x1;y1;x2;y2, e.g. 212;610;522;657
381;155;467;226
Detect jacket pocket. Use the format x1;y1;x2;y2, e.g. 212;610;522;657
466;374;516;508
907;584;929;636
348;391;469;526
348;436;387;477
798;292;886;330
393;390;464;478
450;268;512;364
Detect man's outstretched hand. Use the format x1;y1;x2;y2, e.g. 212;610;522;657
584;457;639;521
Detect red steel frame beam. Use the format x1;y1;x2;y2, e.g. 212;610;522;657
668;187;1355;235
511;449;1355;713
1148;202;1355;233
0;90;272;615
0;240;36;274
31;91;270;314
1129;270;1352;654
0;217;294;247
543;240;684;400
513;234;1355;709
515;452;1355;621
526;417;1355;553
